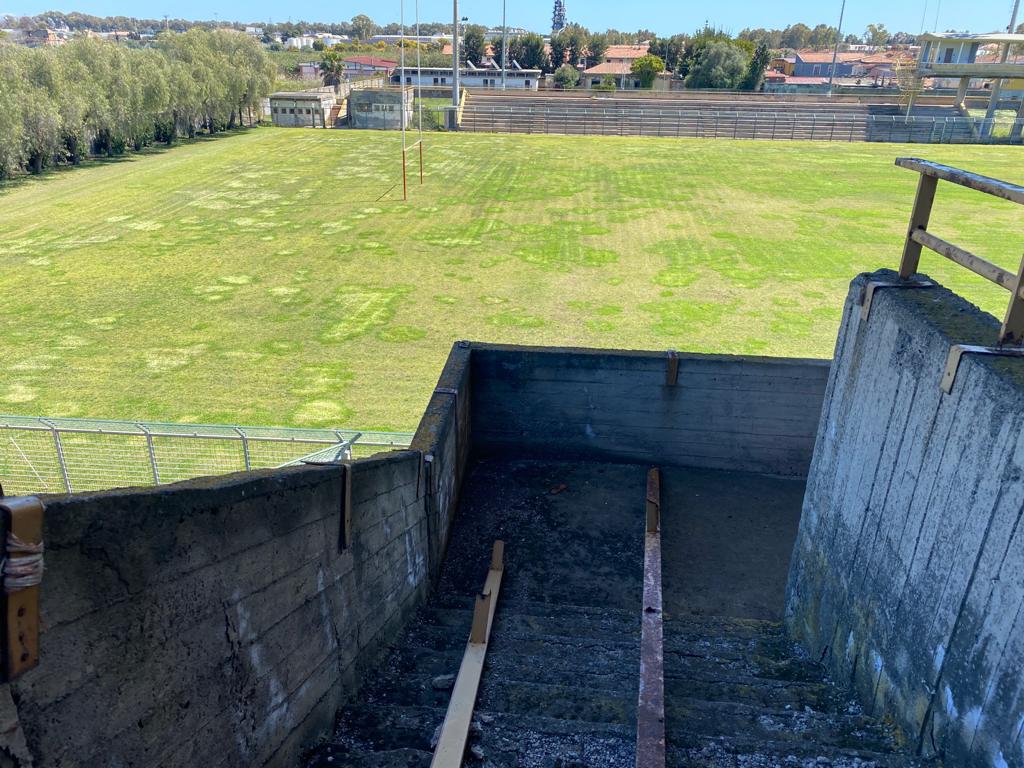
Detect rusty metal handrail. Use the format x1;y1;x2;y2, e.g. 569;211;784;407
896;157;1024;345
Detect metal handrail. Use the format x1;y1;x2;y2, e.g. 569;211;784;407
896;158;1024;344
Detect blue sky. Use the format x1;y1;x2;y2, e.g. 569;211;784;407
1;0;1014;37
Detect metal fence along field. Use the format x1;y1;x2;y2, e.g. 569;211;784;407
0;415;413;496
457;107;1022;144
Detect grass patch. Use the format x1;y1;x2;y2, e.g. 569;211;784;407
0;128;1020;430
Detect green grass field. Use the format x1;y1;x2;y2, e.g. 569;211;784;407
1;129;1020;431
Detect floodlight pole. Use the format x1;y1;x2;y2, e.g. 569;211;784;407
501;0;508;90
985;0;1020;121
827;0;847;98
452;0;461;108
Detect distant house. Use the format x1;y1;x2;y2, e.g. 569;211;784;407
298;62;321;80
244;26;263;37
791;51;863;78
344;56;399;77
578;43;659;89
22;28;61;47
269;91;336;127
770;56;795;76
600;43;650;66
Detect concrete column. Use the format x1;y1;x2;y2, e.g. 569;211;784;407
954;76;969;109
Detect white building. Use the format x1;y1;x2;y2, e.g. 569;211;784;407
285;32;350;49
394;65;541;90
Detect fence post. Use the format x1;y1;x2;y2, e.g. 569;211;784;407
234;427;252;471
138;423;160;485
43;421;71;493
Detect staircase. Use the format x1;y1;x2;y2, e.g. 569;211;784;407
304;460;936;767
459;93;979;144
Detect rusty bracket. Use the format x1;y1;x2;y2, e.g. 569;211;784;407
859;279;934;322
665;350;679;386
0;496;44;681
941;343;1024;394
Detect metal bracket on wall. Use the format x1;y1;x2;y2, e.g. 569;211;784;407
859;279;934;322
665;350;679;386
0;495;44;681
941;344;1024;394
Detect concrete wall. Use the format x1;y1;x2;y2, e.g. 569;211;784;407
468;343;830;477
0;344;473;767
347;89;413;130
786;271;1024;767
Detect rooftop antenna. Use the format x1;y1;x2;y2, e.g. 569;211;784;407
826;0;847;97
932;0;941;31
919;0;929;35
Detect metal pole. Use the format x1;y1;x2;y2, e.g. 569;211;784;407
827;0;848;97
139;423;161;484
47;423;71;493
986;0;1021;121
452;0;460;108
234;427;251;471
500;0;508;90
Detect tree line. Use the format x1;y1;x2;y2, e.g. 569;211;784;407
0;29;274;179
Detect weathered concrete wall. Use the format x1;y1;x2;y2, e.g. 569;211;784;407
411;341;472;577
469;343;829;476
0;342;475;767
786;270;1024;767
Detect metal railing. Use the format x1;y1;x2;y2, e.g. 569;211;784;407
0;415;413;496
897;158;1024;346
456;106;1023;144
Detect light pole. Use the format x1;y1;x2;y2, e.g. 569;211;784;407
451;0;460;108
985;0;1021;122
500;0;508;90
827;0;847;97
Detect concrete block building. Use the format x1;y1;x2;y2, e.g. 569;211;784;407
269;91;337;127
347;88;414;129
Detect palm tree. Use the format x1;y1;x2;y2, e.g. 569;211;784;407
320;53;345;90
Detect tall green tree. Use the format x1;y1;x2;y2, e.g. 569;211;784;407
585;33;608;68
508;32;548;71
684;41;748;89
462;24;486;66
739;41;771;91
320;50;345;88
553;63;580;88
350;15;377;41
865;24;890;47
630;53;665;88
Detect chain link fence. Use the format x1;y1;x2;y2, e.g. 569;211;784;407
0;415;413;496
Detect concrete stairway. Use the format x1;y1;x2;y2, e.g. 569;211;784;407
304;460;935;768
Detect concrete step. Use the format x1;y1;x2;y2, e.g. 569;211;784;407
306;747;432;768
329;704;634;766
667;736;936;767
363;674;635;725
665;697;894;752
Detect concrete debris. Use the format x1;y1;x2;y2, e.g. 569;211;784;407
431;673;456;690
